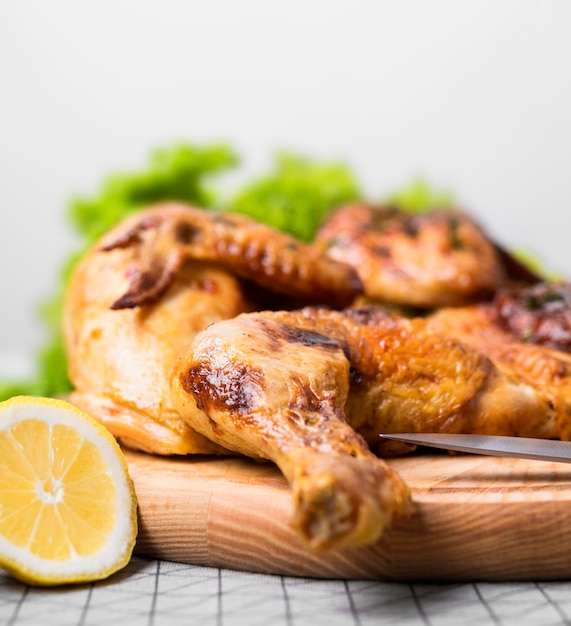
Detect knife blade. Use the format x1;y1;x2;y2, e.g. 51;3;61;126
378;433;571;463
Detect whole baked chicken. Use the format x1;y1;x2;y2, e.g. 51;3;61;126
64;199;564;551
64;203;362;455
170;306;555;549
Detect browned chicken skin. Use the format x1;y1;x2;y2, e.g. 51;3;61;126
170;307;555;549
64;203;362;455
309;308;558;449
315;203;514;309
64;239;248;455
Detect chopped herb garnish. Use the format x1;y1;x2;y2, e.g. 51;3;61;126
522;328;534;341
447;215;464;250
544;291;565;304
525;297;541;311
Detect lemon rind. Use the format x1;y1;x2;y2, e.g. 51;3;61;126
0;396;138;586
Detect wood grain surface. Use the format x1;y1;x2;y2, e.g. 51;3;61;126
125;448;571;581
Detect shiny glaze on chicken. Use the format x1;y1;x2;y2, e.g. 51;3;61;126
314;203;509;308
170;307;555;549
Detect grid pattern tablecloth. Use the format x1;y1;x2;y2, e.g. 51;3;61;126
2;557;571;626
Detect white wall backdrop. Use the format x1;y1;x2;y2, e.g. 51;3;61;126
1;0;570;373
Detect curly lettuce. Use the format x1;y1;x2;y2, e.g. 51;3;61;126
69;143;239;244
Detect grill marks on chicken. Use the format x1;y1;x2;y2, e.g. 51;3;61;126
170;307;555;549
102;203;362;310
314;203;510;308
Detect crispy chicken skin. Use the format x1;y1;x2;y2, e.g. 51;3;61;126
64;200;566;550
64;203;362;455
427;301;571;440
170;307;554;549
314;203;509;308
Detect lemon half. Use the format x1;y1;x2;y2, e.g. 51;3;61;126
0;396;138;586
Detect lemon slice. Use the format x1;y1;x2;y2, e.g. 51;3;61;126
0;395;138;586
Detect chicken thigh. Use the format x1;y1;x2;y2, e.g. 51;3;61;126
170;307;555;548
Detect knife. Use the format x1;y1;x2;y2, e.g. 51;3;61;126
378;433;571;464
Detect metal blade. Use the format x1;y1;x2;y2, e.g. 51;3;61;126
378;433;571;463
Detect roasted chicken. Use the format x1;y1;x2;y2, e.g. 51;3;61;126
63;197;569;551
64;203;361;455
170;306;556;549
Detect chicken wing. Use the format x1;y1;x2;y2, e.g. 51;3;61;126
103;203;361;310
170;307;554;549
314;203;533;309
64;203;362;455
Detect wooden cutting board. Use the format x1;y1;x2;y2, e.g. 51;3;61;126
125;448;571;582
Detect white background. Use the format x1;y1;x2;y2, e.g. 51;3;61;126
1;0;570;373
